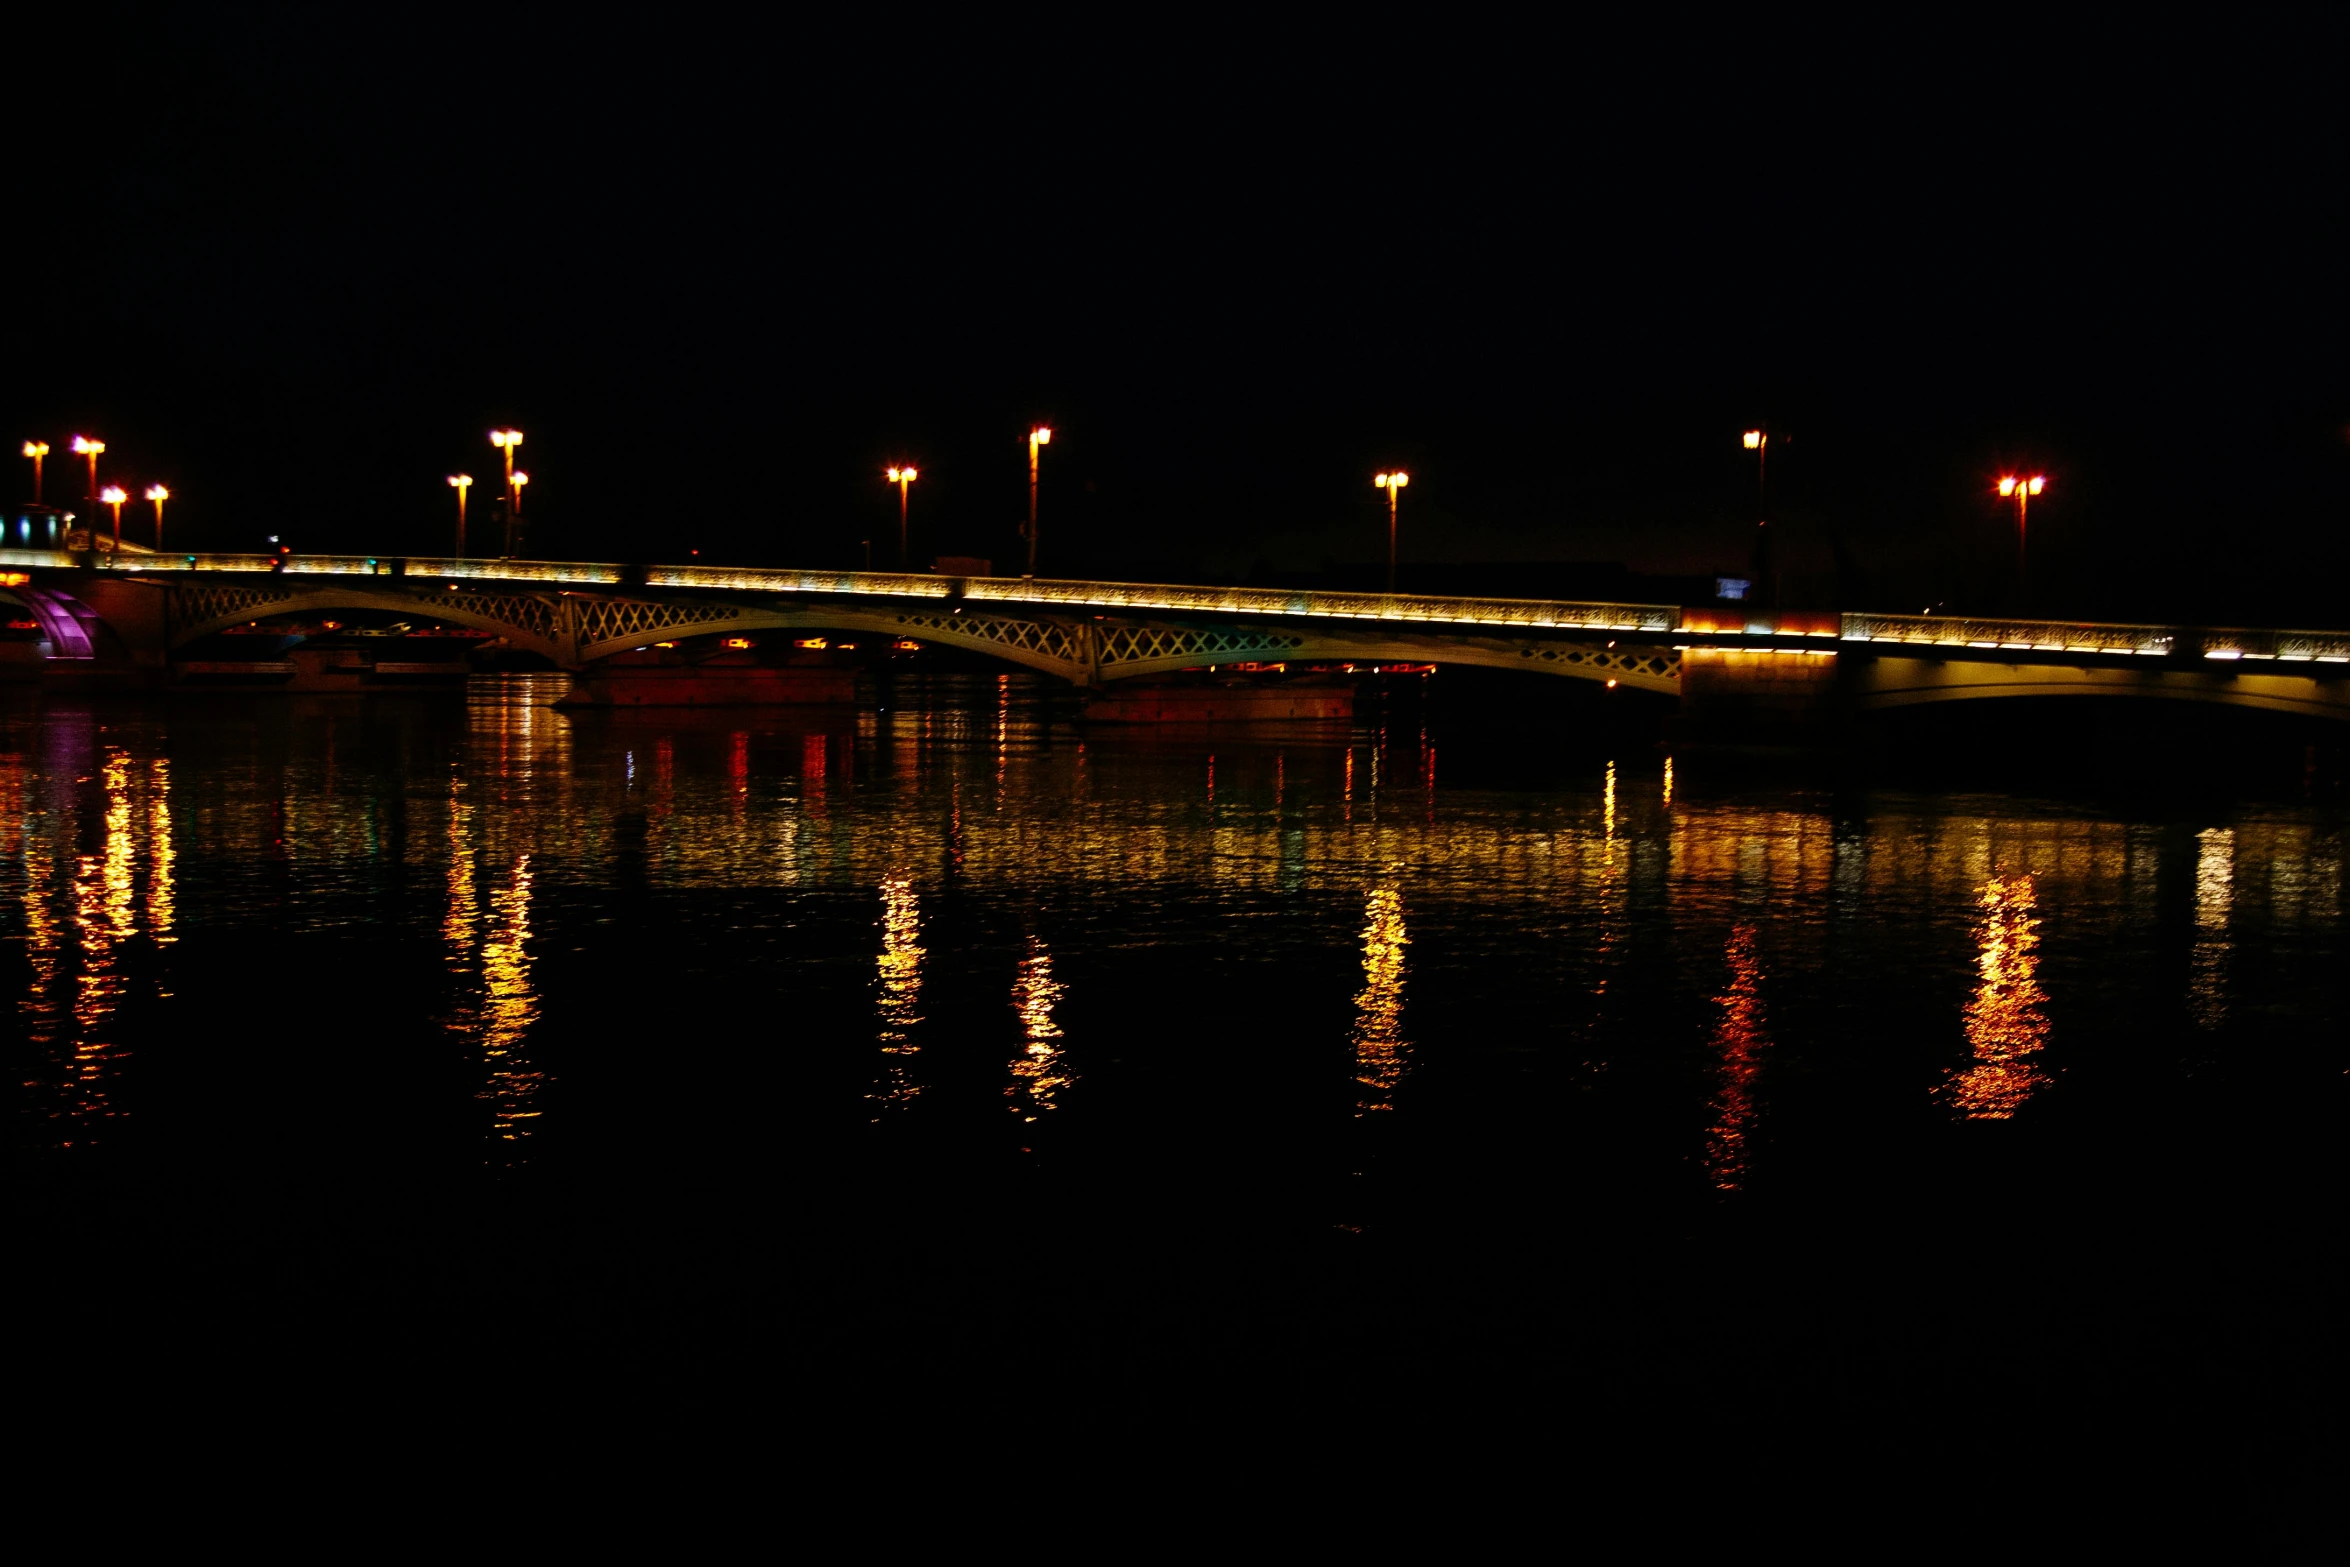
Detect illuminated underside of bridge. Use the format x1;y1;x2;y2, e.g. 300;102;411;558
8;549;2350;717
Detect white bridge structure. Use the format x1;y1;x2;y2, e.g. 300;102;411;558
3;548;2350;720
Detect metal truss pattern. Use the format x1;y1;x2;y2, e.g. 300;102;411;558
1518;644;1680;682
411;589;559;642
896;611;1086;666
572;595;744;653
1842;613;2178;657
1098;624;1305;667
169;582;302;633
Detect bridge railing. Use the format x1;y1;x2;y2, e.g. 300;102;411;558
1842;612;2350;663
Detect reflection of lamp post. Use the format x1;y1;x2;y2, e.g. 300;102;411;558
447;474;473;557
145;484;169;550
1997;473;2047;601
72;435;104;500
507;471;529;557
100;485;127;547
886;465;918;569
1374;470;1410;593
1024;426;1051;577
22;440;49;503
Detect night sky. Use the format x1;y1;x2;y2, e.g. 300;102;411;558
13;16;2345;622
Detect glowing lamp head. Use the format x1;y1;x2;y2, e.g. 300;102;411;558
99;485;126;505
1031;426;1052;445
1742;430;1764;450
22;441;48;459
2027;475;2046;495
510;471;529;488
448;474;472;489
144;484;168;502
490;429;523;449
72;435;104;456
1998;476;2018;496
887;465;918;483
1375;471;1409;489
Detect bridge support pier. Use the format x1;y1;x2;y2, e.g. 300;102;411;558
1673;647;1842;746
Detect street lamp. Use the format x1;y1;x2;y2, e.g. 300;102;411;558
145;484;169;550
1742;428;1768;490
100;485;126;547
22;440;49;503
1023;427;1052;577
447;474;473;557
489;429;523;551
508;471;529;556
886;465;918;569
71;435;104;500
1997;473;2048;601
1374;471;1410;593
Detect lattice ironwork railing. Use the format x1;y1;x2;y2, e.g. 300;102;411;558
410;589;560;641
1841;613;2179;656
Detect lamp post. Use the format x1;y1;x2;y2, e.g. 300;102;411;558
22;441;48;503
507;471;529;557
1374;471;1410;593
489;429;523;552
1997;473;2047;603
1024;426;1051;577
1742;428;1768;491
71;435;104;500
1742;428;1773;606
447;474;473;557
145;484;168;550
100;485;126;548
886;465;918;569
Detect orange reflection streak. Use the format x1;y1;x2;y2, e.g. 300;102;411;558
477;854;544;1155
1007;935;1072;1121
1351;884;1410;1115
1662;755;1674;807
871;871;925;1113
1703;923;1767;1191
2190;828;2231;1030
1944;873;2053;1119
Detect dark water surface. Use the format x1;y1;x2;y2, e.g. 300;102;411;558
10;676;2342;1539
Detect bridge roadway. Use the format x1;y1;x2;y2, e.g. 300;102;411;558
6;548;2350;719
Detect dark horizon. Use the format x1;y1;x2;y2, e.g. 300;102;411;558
12;16;2346;624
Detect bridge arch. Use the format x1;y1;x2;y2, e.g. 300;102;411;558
1852;656;2350;723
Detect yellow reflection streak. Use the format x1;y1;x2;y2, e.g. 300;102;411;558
63;752;137;1139
1351;883;1410;1115
477;854;544;1154
1703;923;1767;1191
1662;755;1674;807
147;759;175;949
2190;828;2232;1030
871;871;925;1112
1604;759;1617;841
1007;935;1071;1121
443;770;477;967
1944;874;2053;1119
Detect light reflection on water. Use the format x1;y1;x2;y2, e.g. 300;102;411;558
2;677;2339;1192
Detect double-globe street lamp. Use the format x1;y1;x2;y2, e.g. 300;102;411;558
100;485;127;548
447;473;473;556
146;485;169;550
1998;473;2048;602
1374;470;1410;593
72;434;104;500
886;465;918;569
489;429;524;555
22;440;48;503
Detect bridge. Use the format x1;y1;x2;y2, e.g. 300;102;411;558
5;547;2350;723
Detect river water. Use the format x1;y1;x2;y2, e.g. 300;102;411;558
9;675;2342;1537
